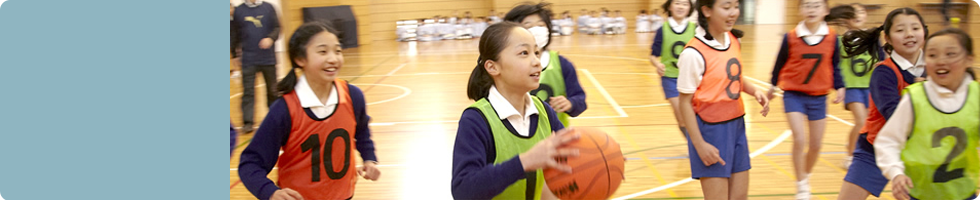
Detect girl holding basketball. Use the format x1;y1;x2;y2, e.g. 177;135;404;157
238;21;380;200
677;0;770;199
836;7;929;200
451;21;579;200
503;1;587;128
825;4;883;168
649;0;695;138
767;1;844;198
875;28;978;200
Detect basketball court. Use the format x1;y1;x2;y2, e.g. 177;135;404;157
229;1;980;199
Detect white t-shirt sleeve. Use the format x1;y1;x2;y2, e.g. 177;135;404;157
676;47;705;94
874;93;914;180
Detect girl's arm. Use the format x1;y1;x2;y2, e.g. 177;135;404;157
832;40;846;103
742;81;770;116
676;47;724;166
770;34;791;87
869;66;903;118
238;101;292;200
349;85;377;162
451;109;529;199
558;56;587;117
649;27;666;75
874;94;915;180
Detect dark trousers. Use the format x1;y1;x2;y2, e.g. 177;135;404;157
241;64;277;127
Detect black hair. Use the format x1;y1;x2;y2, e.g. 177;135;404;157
662;0;694;17
277;21;341;95
503;1;554;50
825;5;856;26
926;28;974;56
843;7;928;62
467;22;524;100
640;10;648;14
696;0;744;40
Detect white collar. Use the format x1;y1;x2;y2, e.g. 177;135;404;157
244;0;262;7
668;17;688;28
487;86;538;120
794;21;829;37
925;74;975;96
890;50;925;71
539;50;551;69
694;26;731;49
295;75;339;109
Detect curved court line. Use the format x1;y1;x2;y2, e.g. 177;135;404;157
353;84;412;106
612;130;792;200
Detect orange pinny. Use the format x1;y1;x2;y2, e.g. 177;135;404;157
686;33;746;123
278;79;358;199
777;29;838;96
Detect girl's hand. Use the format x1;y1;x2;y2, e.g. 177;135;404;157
694;141;725;167
891;174;914;200
754;90;770;117
833;88;846;104
270;188;304;200
358;161;381;181
548;96;573;113
767;86;777;101
520;128;580;173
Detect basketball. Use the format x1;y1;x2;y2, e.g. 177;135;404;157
544;127;625;200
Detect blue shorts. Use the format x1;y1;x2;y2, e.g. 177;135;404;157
844;88;870;108
843;134;888;197
661;77;679;99
686;116;751;179
783;91;827;120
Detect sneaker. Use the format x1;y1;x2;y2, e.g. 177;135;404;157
842;155;853;168
796;176;811;200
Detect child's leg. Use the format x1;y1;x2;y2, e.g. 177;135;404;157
668;97;687;137
805;118;826;175
728;171;749;200
846;102;867;157
700;178;731;200
787;112;809;180
836;181;871;200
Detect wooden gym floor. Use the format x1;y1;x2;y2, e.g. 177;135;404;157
229;24;979;199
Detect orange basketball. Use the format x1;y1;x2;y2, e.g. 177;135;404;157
544;127;625;200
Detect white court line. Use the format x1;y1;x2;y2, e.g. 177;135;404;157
743;76;854;127
612;130;793;200
385;63;409;76
354;83;412;106
620;103;670;108
580;69;628;117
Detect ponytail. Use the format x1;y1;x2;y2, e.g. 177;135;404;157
466;59;495;100
842;25;884;61
696;0;743;41
276;68;300;96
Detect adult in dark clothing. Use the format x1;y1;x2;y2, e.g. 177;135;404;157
232;0;281;133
